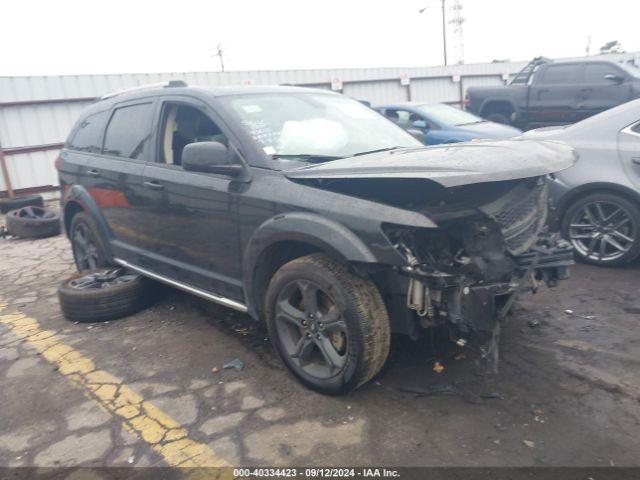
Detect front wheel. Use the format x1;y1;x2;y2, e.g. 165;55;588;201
562;193;640;266
265;254;390;395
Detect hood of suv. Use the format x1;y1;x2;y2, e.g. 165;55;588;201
285;139;576;188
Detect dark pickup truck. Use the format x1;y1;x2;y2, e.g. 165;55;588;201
465;57;640;130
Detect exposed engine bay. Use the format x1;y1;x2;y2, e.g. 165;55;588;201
381;176;573;371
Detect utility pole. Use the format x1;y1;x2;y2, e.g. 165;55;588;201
213;43;225;72
586;35;591;56
441;0;448;66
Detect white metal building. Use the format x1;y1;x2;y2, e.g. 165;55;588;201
0;52;636;197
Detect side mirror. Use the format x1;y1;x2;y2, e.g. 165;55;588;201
406;129;426;144
182;142;243;177
411;120;429;131
604;73;624;84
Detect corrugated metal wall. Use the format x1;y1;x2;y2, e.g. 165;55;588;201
1;52;636;195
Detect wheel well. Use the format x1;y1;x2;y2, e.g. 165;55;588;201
558;187;640;227
481;100;514;118
63;201;84;235
251;240;341;320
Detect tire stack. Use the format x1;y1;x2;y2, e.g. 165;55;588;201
5;206;61;239
1;194;61;239
0;194;44;214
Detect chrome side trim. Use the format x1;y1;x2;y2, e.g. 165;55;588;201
113;257;248;313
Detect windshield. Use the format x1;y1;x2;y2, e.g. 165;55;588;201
416;103;484;126
221;92;421;162
618;61;640;79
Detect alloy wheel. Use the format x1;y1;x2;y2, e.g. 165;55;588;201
568;200;636;262
68;268;137;290
274;280;349;379
72;222;100;271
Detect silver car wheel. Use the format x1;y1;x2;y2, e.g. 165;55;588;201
568;200;636;262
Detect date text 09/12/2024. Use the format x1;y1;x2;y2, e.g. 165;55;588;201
232;468;401;478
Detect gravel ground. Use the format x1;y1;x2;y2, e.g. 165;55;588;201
1;205;639;469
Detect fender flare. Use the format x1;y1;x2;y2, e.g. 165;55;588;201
62;185;115;258
479;97;518;119
555;182;640;219
242;212;392;316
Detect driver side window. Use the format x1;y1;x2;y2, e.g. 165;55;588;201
160;104;228;166
385;109;436;130
385;109;413;128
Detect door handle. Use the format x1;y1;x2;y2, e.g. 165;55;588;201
632;157;640;165
143;180;164;190
87;169;100;177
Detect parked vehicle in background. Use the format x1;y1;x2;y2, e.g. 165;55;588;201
375;102;521;145
524;98;640;266
59;82;575;394
466;57;640;130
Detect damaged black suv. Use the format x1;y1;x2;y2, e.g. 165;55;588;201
59;82;575;394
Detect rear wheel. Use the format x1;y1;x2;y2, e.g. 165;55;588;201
265;254;390;395
562;193;640;266
485;112;511;125
69;212;112;272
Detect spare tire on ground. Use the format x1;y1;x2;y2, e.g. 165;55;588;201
0;194;44;214
6;206;61;238
58;268;156;322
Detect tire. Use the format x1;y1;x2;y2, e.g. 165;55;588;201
561;192;640;266
5;206;61;239
58;268;155;322
264;254;390;395
69;212;112;272
0;194;44;214
485;112;511;125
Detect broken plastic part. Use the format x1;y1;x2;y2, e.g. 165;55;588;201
222;358;244;371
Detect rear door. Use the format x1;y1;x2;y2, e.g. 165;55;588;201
618;121;640;192
140;95;244;300
84;99;157;261
576;62;633;121
527;63;584;127
60;109;110;192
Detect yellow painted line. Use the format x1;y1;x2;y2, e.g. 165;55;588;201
0;301;234;477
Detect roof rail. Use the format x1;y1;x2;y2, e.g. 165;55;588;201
100;80;187;100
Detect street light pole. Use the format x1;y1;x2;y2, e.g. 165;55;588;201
419;2;448;66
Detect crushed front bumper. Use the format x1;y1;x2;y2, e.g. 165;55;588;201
402;231;573;371
404;231;573;326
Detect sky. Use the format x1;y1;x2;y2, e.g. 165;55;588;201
1;0;639;76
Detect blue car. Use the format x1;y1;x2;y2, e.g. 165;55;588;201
375;102;522;145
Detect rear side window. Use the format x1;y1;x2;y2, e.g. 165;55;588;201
103;103;153;160
539;64;582;84
585;63;623;83
632;123;640;134
66;110;108;153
